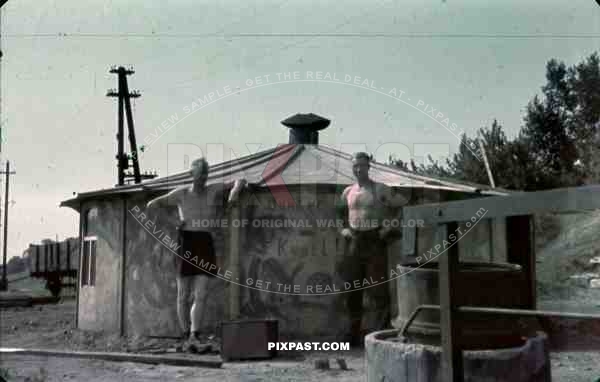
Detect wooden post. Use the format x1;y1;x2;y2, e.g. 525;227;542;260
491;218;507;263
487;219;494;262
56;241;61;272
120;198;128;336
402;225;416;256
66;239;71;275
75;203;83;328
506;215;536;308
35;245;40;274
229;205;241;319
439;222;463;381
44;243;49;278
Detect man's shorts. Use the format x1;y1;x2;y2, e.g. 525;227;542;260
177;230;217;277
337;228;389;287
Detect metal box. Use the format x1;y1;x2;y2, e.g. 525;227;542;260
220;319;278;361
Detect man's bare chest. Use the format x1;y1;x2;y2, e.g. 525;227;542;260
347;186;380;209
179;190;222;216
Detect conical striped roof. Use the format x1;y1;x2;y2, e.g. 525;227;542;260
61;143;507;208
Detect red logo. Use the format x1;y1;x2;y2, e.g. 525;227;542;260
261;144;297;207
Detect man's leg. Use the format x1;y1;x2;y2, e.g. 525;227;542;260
176;275;193;337
340;233;366;345
190;275;209;337
184;275;211;354
365;237;390;331
348;273;366;345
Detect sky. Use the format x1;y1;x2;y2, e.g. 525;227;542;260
1;0;599;259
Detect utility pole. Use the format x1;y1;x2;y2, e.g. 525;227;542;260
0;1;5;154
478;139;496;189
0;1;11;291
0;160;15;291
106;67;156;185
107;66;143;185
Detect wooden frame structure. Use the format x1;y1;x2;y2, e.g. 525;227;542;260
401;185;600;381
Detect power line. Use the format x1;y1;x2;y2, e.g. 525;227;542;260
5;33;600;39
147;1;382;93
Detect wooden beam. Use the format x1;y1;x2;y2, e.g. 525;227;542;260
403;185;600;226
438;222;463;381
0;348;222;368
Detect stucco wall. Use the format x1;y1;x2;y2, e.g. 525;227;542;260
120;185;407;340
77;185;496;340
235;188;345;340
77;199;123;332
124;194;229;337
232;184;417;340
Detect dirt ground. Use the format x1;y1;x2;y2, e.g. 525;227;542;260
1;300;600;381
0;353;368;382
0;300;366;382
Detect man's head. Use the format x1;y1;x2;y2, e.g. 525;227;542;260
190;158;209;187
351;152;372;182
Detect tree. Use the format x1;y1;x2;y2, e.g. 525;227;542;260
388;156;411;172
521;60;577;188
390;53;600;191
568;54;600;183
388;154;452;178
520;54;600;188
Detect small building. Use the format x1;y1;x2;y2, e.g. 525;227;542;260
61;114;505;341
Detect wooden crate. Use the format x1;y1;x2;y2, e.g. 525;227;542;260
220;319;278;361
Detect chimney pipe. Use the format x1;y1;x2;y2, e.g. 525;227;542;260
281;113;330;145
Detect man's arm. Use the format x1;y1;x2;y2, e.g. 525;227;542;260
218;178;247;205
337;185;353;238
214;179;248;215
146;187;183;209
227;179;247;204
378;184;407;240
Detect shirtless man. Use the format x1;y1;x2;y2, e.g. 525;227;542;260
338;152;406;345
146;158;246;350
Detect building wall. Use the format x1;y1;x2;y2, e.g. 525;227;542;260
234;186;346;340
77;199;123;332
123;194;229;337
121;184;403;340
232;184;420;340
77;185;494;340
